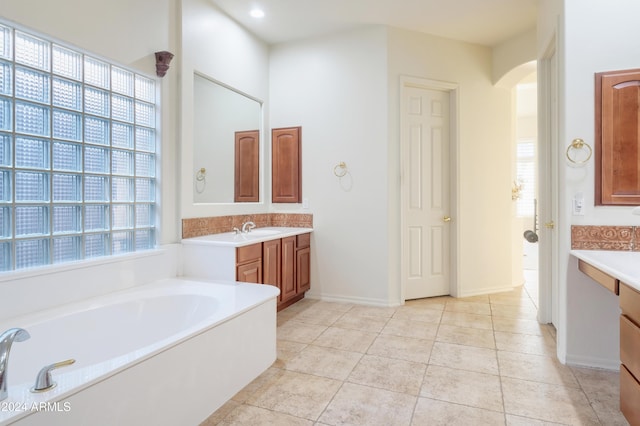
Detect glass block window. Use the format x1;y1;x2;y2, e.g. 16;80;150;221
0;21;157;271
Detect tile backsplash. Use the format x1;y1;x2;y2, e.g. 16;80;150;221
182;213;313;239
571;225;639;251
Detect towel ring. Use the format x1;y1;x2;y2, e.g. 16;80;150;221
196;167;207;181
333;162;347;177
566;139;592;165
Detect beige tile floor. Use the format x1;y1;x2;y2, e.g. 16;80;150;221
202;280;627;426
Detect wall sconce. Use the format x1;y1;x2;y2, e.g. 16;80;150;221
154;51;174;77
512;180;524;201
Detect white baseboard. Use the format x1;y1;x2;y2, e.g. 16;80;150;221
455;284;517;298
305;291;402;307
565;354;620;371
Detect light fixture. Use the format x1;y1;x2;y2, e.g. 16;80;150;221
154;51;174;78
250;8;265;18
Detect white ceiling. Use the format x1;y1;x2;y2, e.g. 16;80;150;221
209;0;538;47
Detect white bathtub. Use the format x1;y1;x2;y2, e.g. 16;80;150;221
0;278;279;425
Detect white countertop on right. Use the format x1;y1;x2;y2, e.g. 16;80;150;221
571;250;640;292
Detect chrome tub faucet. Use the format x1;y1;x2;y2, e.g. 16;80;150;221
0;328;30;401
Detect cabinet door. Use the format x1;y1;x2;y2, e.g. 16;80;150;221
280;236;297;302
234;130;260;202
263;239;281;289
236;259;262;283
596;69;640;205
297;246;311;293
272;127;301;203
621;365;640;425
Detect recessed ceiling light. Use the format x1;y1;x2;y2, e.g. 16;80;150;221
250;8;265;18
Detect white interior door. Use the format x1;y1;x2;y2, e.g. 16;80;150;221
402;83;452;300
538;39;558;326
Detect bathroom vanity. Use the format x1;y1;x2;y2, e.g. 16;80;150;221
572;250;640;424
182;227;313;310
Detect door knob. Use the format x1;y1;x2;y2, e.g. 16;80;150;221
443;216;451;222
544;221;555;229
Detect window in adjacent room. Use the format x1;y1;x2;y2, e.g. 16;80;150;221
0;21;158;271
516;138;536;217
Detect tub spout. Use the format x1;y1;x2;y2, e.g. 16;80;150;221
0;328;30;401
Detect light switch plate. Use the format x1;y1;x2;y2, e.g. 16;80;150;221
573;192;585;216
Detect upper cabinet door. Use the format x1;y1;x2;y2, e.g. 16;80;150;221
234;130;260;202
596;69;640;205
272;126;301;203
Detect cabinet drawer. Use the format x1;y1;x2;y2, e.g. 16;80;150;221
297;232;310;248
621;364;640;425
236;243;262;265
621;315;640;380
578;260;619;294
621;283;640;325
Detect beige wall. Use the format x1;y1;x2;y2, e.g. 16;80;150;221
388;28;515;298
269;26;391;304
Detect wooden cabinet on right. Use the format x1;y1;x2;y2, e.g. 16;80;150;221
272;126;301;203
596;69;640;205
620;283;640;425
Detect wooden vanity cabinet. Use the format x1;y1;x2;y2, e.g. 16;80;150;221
236;243;262;284
578;259;619;294
237;233;311;311
620;283;640;425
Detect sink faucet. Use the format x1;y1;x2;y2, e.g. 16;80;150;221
0;328;30;401
241;221;256;233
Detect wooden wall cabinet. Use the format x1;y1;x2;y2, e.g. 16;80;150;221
272;126;301;203
234;130;260;202
620;283;640;425
595;69;640;205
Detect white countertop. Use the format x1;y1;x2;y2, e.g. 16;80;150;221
182;227;313;247
571;250;640;292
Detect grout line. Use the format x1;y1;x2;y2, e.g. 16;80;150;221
490;298;508;425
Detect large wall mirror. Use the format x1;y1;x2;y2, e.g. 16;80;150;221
193;73;262;203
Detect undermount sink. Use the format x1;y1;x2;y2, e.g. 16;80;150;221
182;226;313;247
246;229;281;236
